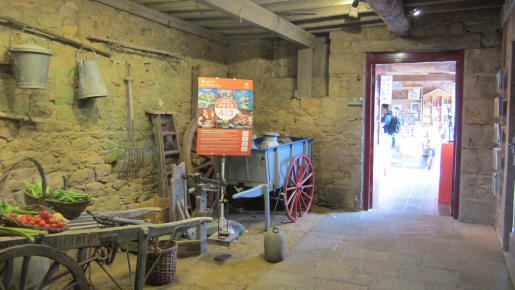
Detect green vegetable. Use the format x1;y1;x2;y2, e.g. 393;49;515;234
53;189;96;202
25;181;50;198
25;182;96;202
0;226;47;242
0;201;38;215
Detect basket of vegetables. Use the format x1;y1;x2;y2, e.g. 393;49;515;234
0;201;69;233
0;157;94;220
25;182;95;220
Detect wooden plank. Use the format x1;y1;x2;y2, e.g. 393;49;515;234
171;163;187;221
190;0;316;47
191;65;200;118
163;0;356;13
0;111;43;123
0;16;111;58
168;1;367;20
171;162;195;239
296;47;313;97
128;196;169;223
87;36;182;58
93;0;228;44
187;5;374;24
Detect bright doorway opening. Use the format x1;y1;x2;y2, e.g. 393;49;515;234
372;61;457;216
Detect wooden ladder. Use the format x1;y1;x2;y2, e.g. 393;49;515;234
146;110;182;198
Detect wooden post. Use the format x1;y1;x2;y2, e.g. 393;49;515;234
296;47;313;98
191;65;200;119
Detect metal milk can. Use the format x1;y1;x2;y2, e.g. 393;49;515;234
76;49;108;99
10;37;53;89
264;227;285;263
259;132;280;148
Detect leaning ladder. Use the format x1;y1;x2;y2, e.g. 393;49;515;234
146;110;182;198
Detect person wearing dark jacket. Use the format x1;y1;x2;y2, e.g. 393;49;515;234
381;104;395;148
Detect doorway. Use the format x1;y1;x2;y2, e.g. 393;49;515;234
364;51;464;219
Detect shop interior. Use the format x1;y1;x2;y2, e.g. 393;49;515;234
373;62;456;216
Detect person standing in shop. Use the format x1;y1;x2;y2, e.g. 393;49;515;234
381;104;396;148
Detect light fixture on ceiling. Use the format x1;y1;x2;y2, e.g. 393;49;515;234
412;8;422;16
352;0;364;8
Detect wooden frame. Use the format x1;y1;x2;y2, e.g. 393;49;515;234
364;51;464;219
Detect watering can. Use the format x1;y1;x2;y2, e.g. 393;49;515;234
76;49;108;99
10;36;52;89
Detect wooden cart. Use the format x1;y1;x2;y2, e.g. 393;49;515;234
220;137;315;228
0;208;211;290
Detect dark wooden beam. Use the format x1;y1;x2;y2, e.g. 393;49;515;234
190;0;317;47
94;0;228;44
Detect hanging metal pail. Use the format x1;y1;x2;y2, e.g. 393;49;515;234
77;49;108;99
10;38;52;89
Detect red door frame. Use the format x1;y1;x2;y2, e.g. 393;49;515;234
363;51;464;219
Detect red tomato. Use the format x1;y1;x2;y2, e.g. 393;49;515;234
50;224;57;228
34;217;41;223
26;215;32;221
44;224;50;229
9;213;17;218
40;210;49;220
38;220;46;226
57;221;65;228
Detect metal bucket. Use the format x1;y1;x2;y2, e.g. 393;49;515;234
76;49;108;99
10;37;52;89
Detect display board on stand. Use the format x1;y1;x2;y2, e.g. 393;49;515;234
197;77;253;156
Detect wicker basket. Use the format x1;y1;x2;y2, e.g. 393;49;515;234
24;191;91;220
1;157;91;220
145;239;178;286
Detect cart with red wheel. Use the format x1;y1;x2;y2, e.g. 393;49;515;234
219;137;314;228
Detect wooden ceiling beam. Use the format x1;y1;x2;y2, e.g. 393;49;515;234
414;1;503;15
94;0;228;44
165;0;356;17
187;5;374;26
367;0;410;36
190;0;317;47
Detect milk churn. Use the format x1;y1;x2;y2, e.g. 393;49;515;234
10;37;53;89
264;227;285;263
259;132;280;148
76;49;108;99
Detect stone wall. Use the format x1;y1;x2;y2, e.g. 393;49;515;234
0;0;227;211
229;10;502;224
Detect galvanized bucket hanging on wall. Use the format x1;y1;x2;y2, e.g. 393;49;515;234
10;35;53;89
76;49;108;99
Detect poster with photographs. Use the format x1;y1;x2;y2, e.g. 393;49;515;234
197;77;254;156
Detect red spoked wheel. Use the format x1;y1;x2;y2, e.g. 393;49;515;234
283;154;315;222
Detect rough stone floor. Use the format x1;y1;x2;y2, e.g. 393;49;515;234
93;209;512;290
250;210;512;290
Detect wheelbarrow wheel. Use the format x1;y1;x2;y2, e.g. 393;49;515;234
283;154;315;222
0;244;89;290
